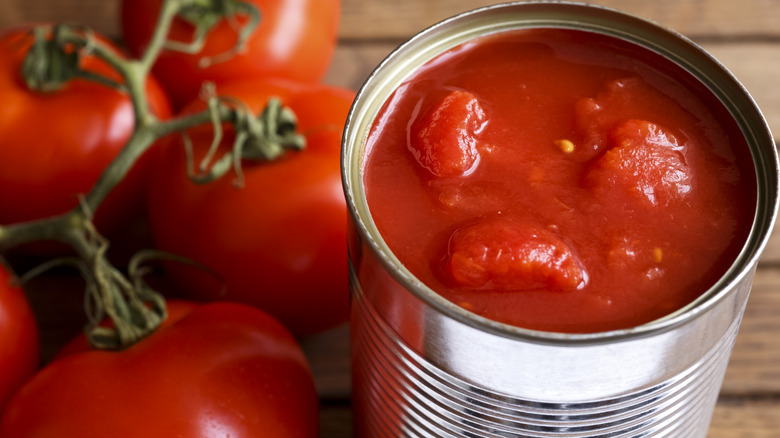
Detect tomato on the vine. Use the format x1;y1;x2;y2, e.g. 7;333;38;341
0;25;171;242
0;264;39;414
53;299;199;360
121;0;341;108
146;79;353;337
0;301;319;437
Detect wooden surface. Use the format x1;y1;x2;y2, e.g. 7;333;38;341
3;0;780;436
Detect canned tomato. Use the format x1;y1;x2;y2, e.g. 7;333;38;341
341;2;778;437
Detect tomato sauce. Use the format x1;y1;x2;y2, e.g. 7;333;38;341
362;29;756;333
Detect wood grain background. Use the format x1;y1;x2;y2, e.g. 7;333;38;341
2;0;779;436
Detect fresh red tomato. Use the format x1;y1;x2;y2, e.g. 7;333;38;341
0;264;39;414
146;79;353;337
121;0;341;108
0;25;171;242
0;301;319;437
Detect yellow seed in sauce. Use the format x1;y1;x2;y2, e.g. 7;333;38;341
555;139;575;153
653;247;663;263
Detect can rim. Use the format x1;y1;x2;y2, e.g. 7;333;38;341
341;1;780;346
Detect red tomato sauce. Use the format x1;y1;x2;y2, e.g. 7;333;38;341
362;29;756;333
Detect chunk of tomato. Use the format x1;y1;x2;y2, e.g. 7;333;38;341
409;90;487;178
445;217;587;291
587;119;691;207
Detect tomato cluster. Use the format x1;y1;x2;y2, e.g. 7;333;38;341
0;0;350;435
0;26;172;242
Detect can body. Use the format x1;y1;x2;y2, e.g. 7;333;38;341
342;2;778;437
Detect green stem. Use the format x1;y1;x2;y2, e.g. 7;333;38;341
81;128;157;217
153;104;235;138
0;214;74;252
139;0;184;74
54;25;156;130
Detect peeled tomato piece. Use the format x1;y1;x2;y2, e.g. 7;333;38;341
445;217;587;291
409;90;487;178
586;119;692;207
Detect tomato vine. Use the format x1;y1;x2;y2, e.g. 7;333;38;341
0;0;304;350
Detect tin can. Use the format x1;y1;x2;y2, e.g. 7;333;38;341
341;2;779;437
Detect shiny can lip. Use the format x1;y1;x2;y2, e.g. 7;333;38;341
342;2;778;437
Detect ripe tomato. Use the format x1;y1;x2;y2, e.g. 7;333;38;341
0;301;319;437
0;25;171;242
146;79;353;337
121;0;341;108
0;264;39;414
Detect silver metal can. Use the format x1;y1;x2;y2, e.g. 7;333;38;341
341;2;779;437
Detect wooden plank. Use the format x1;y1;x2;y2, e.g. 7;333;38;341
322;43;390;90
339;0;780;40
759;226;780;265
0;0;120;38
320;404;353;438
722;267;780;394
704;42;780;158
2;0;780;42
301;323;351;399
709;398;780;438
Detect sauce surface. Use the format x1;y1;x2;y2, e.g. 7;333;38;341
363;29;756;333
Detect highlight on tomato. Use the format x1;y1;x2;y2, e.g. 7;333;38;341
0;301;319;437
0;24;171;243
146;78;354;337
121;0;341;108
0;264;39;414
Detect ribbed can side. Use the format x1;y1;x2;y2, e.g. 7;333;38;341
351;272;742;438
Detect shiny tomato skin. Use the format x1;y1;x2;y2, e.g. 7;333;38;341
121;0;341;108
0;26;171;240
146;79;354;337
0;264;39;414
0;301;319;437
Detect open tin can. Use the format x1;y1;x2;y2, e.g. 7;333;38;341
341;2;779;437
